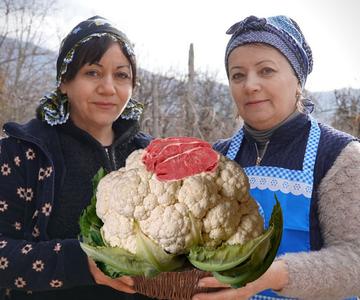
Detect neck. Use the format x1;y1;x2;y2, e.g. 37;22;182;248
91;128;114;146
245;110;300;143
70;119;114;146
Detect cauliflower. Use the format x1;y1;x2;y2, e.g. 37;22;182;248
96;145;264;255
80;137;283;288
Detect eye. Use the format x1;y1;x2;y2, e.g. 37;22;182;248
85;70;100;77
260;67;275;76
115;71;131;80
231;72;245;81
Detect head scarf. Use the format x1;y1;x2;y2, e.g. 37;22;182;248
225;15;313;88
37;16;143;125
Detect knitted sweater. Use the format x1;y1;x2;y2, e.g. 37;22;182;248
279;141;360;300
0;118;153;299
214;114;360;299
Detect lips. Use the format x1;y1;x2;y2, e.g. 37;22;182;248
245;99;269;106
92;102;116;109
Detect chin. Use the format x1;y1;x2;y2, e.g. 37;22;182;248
97;113;119;124
246;119;276;131
92;118;115;128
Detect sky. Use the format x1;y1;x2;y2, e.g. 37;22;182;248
45;0;360;92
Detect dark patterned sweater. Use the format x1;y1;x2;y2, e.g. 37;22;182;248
0;118;153;300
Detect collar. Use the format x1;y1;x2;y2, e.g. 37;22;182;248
57;117;139;150
244;110;301;144
243;113;311;145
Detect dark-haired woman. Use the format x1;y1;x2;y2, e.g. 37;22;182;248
0;16;153;300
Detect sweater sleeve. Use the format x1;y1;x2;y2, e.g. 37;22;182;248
0;137;95;292
277;141;360;300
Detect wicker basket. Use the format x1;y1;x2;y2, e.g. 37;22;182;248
134;268;224;300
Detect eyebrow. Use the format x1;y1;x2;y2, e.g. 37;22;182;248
229;66;243;72
256;60;275;65
229;60;276;72
92;62;131;70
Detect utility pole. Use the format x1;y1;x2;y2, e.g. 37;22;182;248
152;79;160;137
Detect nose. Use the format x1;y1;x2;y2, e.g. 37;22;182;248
243;73;261;93
97;75;116;95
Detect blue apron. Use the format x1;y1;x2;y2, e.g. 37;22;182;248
225;118;357;300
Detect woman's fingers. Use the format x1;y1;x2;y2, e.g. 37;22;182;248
194;260;290;299
192;287;251;300
198;277;230;288
105;277;136;294
116;275;134;286
88;258;135;293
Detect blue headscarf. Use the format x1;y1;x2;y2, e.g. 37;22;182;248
225;15;313;88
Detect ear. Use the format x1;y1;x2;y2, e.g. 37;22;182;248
59;82;67;94
295;83;302;99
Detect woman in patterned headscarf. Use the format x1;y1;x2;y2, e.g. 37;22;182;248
0;16;153;300
194;15;360;300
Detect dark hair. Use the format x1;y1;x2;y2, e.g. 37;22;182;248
62;35;136;87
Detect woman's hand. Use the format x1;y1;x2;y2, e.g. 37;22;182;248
88;258;135;294
192;260;289;300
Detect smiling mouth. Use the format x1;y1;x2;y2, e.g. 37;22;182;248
246;99;269;106
93;102;116;108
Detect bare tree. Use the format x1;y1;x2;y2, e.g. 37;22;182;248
192;71;238;141
134;43;238;142
0;0;58;128
134;69;184;138
183;43;201;137
331;88;360;137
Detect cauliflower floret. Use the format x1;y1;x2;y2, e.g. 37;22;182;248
226;199;264;245
101;212;137;254
215;156;249;201
148;176;181;206
139;203;191;254
96;170;125;219
134;194;158;220
202;198;242;247
133;176;181;220
178;174;219;218
97;168;150;219
125;149;147;171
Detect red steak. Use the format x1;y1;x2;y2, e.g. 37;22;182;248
142;137;219;181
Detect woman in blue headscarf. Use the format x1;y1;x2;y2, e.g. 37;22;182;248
193;15;360;300
0;16;154;300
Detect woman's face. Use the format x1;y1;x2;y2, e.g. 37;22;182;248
228;44;299;130
60;43;133;133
